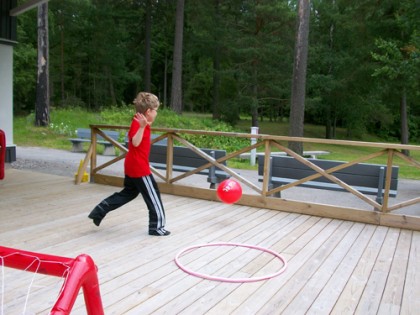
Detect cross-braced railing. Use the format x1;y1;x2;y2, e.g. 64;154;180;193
76;125;420;231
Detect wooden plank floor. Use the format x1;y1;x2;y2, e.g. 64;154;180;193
1;169;419;314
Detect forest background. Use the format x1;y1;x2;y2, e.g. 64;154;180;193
13;0;420;145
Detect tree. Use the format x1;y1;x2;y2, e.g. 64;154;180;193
212;0;221;120
13;10;37;113
207;0;294;125
35;2;50;126
288;0;310;154
170;0;185;113
144;0;152;92
370;0;420;154
306;0;340;139
372;38;419;155
12;0;419;143
183;0;229;116
149;0;176;105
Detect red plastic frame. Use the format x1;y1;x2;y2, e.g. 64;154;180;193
0;246;104;315
0;129;5;180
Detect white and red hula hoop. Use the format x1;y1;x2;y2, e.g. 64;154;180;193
174;242;287;283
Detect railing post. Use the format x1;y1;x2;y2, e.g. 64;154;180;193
208;150;217;189
166;133;174;183
382;149;395;212
90;127;98;180
262;140;272;196
250;126;259;166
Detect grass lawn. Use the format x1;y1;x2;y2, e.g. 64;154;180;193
13;109;420;180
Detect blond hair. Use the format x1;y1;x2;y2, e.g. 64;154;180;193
133;92;160;114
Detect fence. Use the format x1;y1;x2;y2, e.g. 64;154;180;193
76;125;420;231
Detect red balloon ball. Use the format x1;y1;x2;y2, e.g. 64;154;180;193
217;179;243;204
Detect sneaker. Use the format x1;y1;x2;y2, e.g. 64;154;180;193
88;207;105;227
149;229;171;236
89;216;102;227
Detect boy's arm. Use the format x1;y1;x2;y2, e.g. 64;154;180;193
131;113;148;147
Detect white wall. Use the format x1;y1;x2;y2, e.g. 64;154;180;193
0;43;16;160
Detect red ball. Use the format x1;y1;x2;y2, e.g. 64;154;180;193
217;179;242;204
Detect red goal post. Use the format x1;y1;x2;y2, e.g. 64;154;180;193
0;246;104;315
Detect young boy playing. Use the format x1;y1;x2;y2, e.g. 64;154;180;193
88;92;170;236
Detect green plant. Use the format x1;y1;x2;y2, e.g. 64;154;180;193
13;108;420;179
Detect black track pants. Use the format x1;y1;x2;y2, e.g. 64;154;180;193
95;174;166;231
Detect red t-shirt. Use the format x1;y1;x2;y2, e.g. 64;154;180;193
124;119;151;177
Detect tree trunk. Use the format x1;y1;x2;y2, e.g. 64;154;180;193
59;9;65;103
35;3;50;127
163;52;168;107
251;65;259;127
400;89;410;156
212;49;221;119
144;0;152;92
212;0;221;120
106;66;116;105
288;0;310;155
326;116;332;139
170;0;185;114
251;4;262;128
325;6;335;140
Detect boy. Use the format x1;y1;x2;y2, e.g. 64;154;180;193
88;92;170;236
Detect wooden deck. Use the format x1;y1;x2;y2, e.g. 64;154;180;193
1;169;419;314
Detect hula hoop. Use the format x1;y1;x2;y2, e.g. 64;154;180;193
174;242;287;283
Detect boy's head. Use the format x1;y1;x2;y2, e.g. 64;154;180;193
133;92;160;114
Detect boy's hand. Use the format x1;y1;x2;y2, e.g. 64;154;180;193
134;112;148;128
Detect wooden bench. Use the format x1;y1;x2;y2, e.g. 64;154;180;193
258;156;399;204
149;143;230;189
69;128;120;155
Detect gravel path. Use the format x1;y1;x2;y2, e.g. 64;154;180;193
9;146;123;178
10;157;78;177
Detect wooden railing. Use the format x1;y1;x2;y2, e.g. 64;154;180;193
76;124;420;231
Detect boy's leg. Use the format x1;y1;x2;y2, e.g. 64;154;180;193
88;176;139;226
135;175;170;235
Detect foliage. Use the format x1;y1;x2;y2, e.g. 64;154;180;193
13;10;37;113
13;107;420;179
100;106;133;126
11;0;420;143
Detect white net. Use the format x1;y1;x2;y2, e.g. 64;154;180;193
1;253;69;315
0;247;103;315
